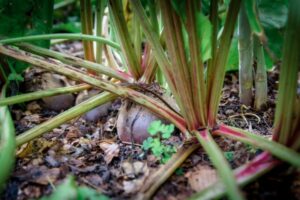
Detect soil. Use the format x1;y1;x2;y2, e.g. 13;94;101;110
1;42;299;200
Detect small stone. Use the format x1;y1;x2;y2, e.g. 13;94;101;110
225;109;235;115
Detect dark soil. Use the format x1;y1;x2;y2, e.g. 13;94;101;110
1;42;299;200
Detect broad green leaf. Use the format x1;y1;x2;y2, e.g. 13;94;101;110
0;0;54;74
170;1;212;61
257;0;288;65
226;32;239;71
196;13;212;61
257;0;288;29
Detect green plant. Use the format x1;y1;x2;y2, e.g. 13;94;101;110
142;120;176;163
0;84;16;192
0;0;299;200
224;151;234;162
0;0;53;79
40;175;109;200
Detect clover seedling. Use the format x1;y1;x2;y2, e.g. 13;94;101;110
142;120;176;163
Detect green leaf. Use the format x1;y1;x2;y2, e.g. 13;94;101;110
226;32;239;71
175;167;184;176
7;73;24;82
196;13;212;61
161;145;177;163
161;124;175;139
224;151;234;162
0;0;54;74
40;175;109;200
142;137;154;150
77;187;109;200
257;0;288;65
257;0;288;29
151;138;164;157
147;120;162;136
161;153;172;164
40;176;77;200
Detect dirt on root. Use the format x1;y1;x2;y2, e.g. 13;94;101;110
1;42;300;200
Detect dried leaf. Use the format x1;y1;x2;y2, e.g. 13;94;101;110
34;167;61;185
121;161;148;177
185;165;218;192
17;142;33;158
121;161;149;194
99;141;120;164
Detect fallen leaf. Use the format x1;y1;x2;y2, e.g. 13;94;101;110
15;166;61;185
185;165;218;192
123;179;145;194
99;141;120;164
17;142;33;158
122;161;148;177
34;167;61;185
84;174;103;186
23;114;42;123
26;101;41;112
104;117;116;132
121;161;149;194
65;126;82;139
69;164;101;173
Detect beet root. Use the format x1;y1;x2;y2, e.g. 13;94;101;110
24;70;75;111
75;89;112;122
117;100;164;144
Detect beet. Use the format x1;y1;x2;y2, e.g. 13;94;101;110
75;89;112;122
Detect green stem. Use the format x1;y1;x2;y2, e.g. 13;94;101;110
16;92;117;146
253;36;268;110
133;12;142;66
238;2;253;106
138;144;200;200
0;84;90;106
195;129;244;200
207;0;241;125
0;84;16;192
0;34;121;50
80;0;95;63
207;0;218;82
54;0;76;10
108;0;142;80
17;43;133;82
95;0;107;64
186;0;207;126
159;0;198;130
273;0;300;144
130;0;179;99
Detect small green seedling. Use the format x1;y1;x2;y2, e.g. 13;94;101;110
40;175;109;200
224;151;234;162
142;120;176;164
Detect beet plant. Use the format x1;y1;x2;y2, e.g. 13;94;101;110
142;120;176;164
0;0;299;199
